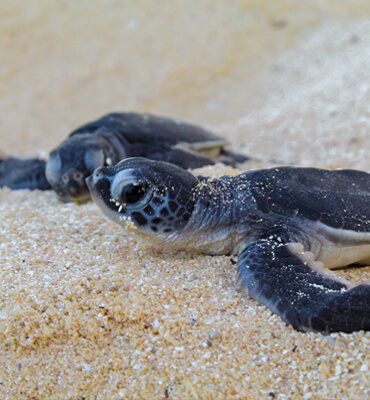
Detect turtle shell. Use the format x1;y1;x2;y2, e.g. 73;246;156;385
245;167;370;233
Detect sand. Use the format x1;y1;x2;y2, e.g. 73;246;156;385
0;1;369;399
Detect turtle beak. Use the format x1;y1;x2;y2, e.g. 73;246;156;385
86;167;110;204
52;169;91;203
86;167;122;222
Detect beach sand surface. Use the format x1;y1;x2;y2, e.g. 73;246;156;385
0;1;369;399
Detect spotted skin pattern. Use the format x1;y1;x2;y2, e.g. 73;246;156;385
87;158;198;240
127;186;194;233
87;158;370;334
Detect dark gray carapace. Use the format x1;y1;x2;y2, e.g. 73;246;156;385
0;112;248;202
88;158;370;334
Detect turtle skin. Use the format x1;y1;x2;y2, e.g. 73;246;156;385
0;156;50;190
87;158;370;334
0;112;248;202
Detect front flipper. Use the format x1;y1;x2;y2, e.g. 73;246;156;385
237;237;370;333
0;156;51;190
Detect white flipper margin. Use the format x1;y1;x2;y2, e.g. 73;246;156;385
287;242;355;289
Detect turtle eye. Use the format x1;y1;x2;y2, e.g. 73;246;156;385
120;182;152;207
122;183;146;204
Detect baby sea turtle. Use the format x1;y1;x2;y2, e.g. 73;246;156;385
86;157;370;333
0;112;247;202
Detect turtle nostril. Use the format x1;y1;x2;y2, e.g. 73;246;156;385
94;167;106;178
61;174;69;184
74;171;83;181
61;169;84;185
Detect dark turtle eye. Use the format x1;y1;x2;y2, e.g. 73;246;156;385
121;183;150;205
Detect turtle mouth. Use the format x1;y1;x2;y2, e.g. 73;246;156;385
53;182;91;203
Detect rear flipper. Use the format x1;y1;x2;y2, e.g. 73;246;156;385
237;236;370;333
148;148;217;169
0;156;51;190
218;148;250;166
150;147;250;170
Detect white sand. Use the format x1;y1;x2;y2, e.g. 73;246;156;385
0;1;369;399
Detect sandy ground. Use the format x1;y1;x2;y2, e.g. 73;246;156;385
0;1;369;399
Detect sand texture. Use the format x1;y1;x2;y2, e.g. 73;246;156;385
1;1;370;399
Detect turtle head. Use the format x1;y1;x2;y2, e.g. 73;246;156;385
46;133;124;203
86;157;199;244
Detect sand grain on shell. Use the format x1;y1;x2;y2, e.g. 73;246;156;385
1;1;370;399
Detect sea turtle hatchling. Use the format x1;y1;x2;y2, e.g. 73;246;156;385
0;112;248;202
86;157;370;333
